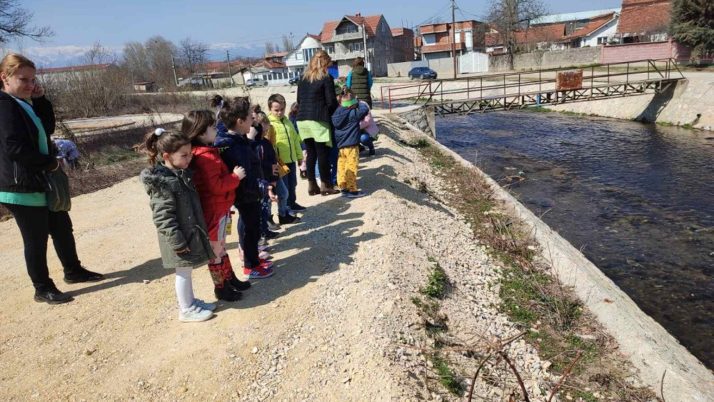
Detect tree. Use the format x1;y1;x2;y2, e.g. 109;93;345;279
670;0;714;62
0;0;53;43
179;37;209;75
282;34;295;53
487;0;547;69
264;41;277;55
121;36;177;89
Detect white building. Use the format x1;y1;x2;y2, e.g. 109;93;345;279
285;34;323;78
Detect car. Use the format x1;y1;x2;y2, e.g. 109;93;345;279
245;78;268;87
408;67;438;80
288;76;301;85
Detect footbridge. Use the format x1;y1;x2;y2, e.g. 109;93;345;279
381;59;685;115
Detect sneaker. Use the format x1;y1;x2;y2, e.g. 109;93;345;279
64;267;104;284
248;266;274;279
258;237;269;247
289;203;306;211
278;214;299;224
265;230;279;239
259;250;272;260
259;258;274;268
368;150;376;156
268;221;281;231
347;191;367;198
34;287;74;304
340;189;350;197
178;305;214;322
258;243;270;252
193;298;217;311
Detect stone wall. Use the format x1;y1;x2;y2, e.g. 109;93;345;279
395;105;435;137
490;47;602;72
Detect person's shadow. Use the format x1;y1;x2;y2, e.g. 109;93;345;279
68;257;168;297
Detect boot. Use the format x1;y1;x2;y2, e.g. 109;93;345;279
308;179;320;196
214;284;242;301
279;214;300;224
320;181;340;196
225;258;251;291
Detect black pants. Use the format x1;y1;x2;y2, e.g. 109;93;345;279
303;138;331;185
2;203;82;291
236;202;261;269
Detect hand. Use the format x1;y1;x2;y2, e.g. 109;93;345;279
272;164;279;175
233;166;247;180
268;189;278;202
175;246;191;255
247;126;258;140
31;84;45;98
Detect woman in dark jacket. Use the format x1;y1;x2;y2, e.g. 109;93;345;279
0;53;103;304
346;57;373;108
296;50;340;196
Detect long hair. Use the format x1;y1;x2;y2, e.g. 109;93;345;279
210;94;223;108
352;57;365;68
0;53;36;90
219;96;251;130
139;129;190;165
181;110;216;145
304;50;331;82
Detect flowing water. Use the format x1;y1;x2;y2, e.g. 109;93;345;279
436;111;714;368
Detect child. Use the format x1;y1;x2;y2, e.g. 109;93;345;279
182;110;251;302
140;128;216;322
289;102;308;180
331;89;369;198
214;97;274;279
268;94;305;212
358;100;378;156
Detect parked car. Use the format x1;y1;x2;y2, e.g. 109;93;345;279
408;67;438;80
288;76;301;85
245;78;268;87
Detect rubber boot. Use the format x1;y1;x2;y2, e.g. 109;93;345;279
225;257;251;291
209;256;243;301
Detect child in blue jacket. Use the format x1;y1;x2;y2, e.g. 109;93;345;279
331;89;369;198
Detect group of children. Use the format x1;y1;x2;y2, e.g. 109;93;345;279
140;91;377;322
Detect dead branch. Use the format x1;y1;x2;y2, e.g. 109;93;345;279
499;351;531;402
547;351;583;402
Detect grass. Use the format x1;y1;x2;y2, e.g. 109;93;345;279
420;260;448;299
431;354;465;396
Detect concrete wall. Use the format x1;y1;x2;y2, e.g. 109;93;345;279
601;41;672;64
490;47;601;71
387;58;454;78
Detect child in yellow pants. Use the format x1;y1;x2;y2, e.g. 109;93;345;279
332;89;370;198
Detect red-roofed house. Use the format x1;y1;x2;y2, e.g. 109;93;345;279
319;13;395;76
514;11;621;51
617;0;671;43
285;34;324;79
417;20;486;62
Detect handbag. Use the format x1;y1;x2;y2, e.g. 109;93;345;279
44;168;72;212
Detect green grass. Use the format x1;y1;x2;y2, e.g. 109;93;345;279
89;146;142;166
431;354;464;396
421;261;448;299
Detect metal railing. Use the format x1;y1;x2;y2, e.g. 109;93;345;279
380;59;685;112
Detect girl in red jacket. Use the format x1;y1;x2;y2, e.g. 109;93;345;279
182;110;251;301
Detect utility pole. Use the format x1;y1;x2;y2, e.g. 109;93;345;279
451;0;457;79
171;56;179;87
362;23;369;71
226;50;234;86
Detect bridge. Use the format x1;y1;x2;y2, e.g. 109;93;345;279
380;59;685;115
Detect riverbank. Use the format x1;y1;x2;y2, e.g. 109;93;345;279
0;114;663;401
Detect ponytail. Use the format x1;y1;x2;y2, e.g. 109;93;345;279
138;128;190;165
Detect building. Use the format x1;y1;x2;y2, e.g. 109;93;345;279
244;57;293;86
284;34;323;78
416;20;487;62
391;28;415;62
616;0;671;43
515;11;621;50
320;13;394;77
133;81;156;92
37;63;114;85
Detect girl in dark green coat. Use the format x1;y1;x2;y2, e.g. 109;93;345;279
140;128;216;323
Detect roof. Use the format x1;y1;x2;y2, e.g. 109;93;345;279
320;14;384;42
419;20;482;35
200;60;248;73
514;12;618;44
253;59;287;70
486;32;502;47
265;51;288;58
617;0;671;35
37;63;112;74
391;28;414;37
531;8;621;25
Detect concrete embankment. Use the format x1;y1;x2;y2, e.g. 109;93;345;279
395;105;714;401
544;71;713;131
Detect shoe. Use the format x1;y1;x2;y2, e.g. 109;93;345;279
214;285;242;301
278;214;299;224
258;237;269;247
289;203;306;211
248;266;274;279
368;150;376;156
258;243;270;252
347;191;367;198
300;171;307;179
359;144;366;153
259;258;274;268
178;305;213;322
308;180;320;196
268;221;281;231
341;189;350;197
229;272;251;290
64;267;104;284
34;287;74;304
193;298;218;311
320;182;340;196
259;250;272;260
265;230;279;239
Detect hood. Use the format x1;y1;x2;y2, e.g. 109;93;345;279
140;163;191;194
267;113;287;124
191;144;218;157
332;106;356;128
214;131;247;148
352;65;366;75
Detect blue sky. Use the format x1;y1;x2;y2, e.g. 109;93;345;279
11;0;623;66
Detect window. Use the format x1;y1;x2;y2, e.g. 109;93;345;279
324;44;335;54
336;23;358;35
348;41;363;52
597;36;608;45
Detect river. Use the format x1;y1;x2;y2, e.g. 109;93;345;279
436;111;714;368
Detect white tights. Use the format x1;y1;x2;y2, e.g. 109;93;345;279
175;267;195;311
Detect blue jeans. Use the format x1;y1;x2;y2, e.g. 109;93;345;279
360;133;375;152
276;178;289;216
285;162;298;207
329;145;338;186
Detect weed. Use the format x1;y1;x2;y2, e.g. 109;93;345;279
421;262;448;299
431;354;464;396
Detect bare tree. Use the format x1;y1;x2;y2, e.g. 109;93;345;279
145;36;177;88
264;41;277;55
0;0;53;43
122;41;149;82
179;37;209;75
281;34;295;53
487;0;547;69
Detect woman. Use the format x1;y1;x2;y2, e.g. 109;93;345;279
346;57;373;108
296;51;340;196
0;53;103;304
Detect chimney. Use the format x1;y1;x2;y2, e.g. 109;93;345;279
356;12;361;17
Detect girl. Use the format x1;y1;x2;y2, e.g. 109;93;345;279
182;110;251;302
140;128;215;322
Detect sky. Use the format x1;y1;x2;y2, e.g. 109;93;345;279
10;0;624;67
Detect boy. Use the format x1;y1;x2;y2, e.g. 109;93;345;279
267;94;305;211
331;89;369;198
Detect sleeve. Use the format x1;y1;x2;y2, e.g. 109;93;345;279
0;100;57;171
346;72;352;88
357;103;370;121
324;77;338;116
32;96;56;135
368;72;373;89
149;190;187;250
193;153;240;195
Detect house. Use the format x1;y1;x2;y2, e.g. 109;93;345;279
616;0;671;43
244;57;292;86
417;20;487;62
133;81;156;92
320;13;394;77
285;34;323;78
514;11;621;50
391;28;415;62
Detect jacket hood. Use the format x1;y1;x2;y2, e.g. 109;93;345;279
332;106;357;128
140;163;191;192
214;131;247;148
191;144;218;157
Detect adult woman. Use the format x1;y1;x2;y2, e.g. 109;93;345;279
346;57;373;108
296;51;340;196
0;53;103;304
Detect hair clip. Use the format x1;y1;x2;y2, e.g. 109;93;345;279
154;128;166;137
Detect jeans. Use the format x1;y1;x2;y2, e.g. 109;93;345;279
236;202;260;268
276;178;289;216
303;138;331;185
284;162;298;207
329;144;338;186
360;133;375;153
2;203;82;291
